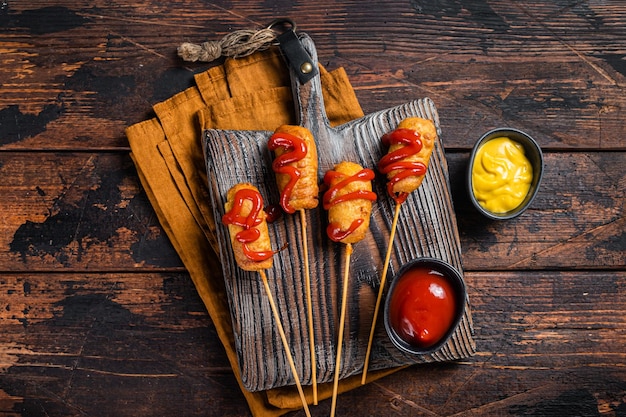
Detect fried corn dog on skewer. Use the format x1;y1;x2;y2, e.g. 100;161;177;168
362;117;437;384
323;162;376;417
268;125;319;404
222;183;311;417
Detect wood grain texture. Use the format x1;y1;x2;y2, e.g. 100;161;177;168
0;272;249;417
0;151;622;273
2;269;622;417
449;151;626;270
0;153;182;271
1;1;624;152
290;269;626;416
203;35;475;392
1;1;625;416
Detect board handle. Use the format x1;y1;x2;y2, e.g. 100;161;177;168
288;34;332;135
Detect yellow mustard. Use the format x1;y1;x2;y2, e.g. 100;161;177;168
471;137;533;213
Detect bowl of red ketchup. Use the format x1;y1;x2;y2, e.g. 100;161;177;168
384;257;466;355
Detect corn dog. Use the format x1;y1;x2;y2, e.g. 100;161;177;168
378;117;437;203
221;183;274;271
362;117;437;384
324;161;376;417
222;182;312;417
268;124;320;403
268;125;319;213
323;161;377;244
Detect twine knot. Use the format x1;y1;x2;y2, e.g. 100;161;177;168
178;28;278;62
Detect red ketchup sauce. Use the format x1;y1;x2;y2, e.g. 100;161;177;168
378;128;427;204
388;266;457;348
268;132;308;214
221;188;274;262
322;168;377;242
264;204;282;223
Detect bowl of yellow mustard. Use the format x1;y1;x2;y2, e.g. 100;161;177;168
467;128;543;220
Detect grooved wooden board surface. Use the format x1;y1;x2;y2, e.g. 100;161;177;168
203;35;475;392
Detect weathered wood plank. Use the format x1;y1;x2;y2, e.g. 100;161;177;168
1;270;623;416
1;1;625;415
288;269;626;416
317;0;626;150
448;151;626;270
0;152;182;271
0;151;622;272
0;271;249;417
1;2;624;151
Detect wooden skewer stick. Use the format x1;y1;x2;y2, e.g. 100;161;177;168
259;270;312;417
299;208;318;405
330;242;353;417
361;202;402;385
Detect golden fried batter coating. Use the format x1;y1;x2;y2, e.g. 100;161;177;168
386;117;437;195
223;183;273;271
325;161;376;245
271;125;319;212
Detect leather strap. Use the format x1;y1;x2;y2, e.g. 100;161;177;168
277;29;318;84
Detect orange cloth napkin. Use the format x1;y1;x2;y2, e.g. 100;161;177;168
126;47;400;416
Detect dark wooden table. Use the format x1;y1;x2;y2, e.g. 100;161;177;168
1;1;624;416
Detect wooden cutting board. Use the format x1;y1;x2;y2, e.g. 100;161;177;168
202;34;475;392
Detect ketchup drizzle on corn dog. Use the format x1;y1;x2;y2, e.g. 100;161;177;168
323;168;377;242
378;128;427;204
268;132;307;214
222;188;274;262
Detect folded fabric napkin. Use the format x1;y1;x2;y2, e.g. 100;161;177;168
126;47;400;416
